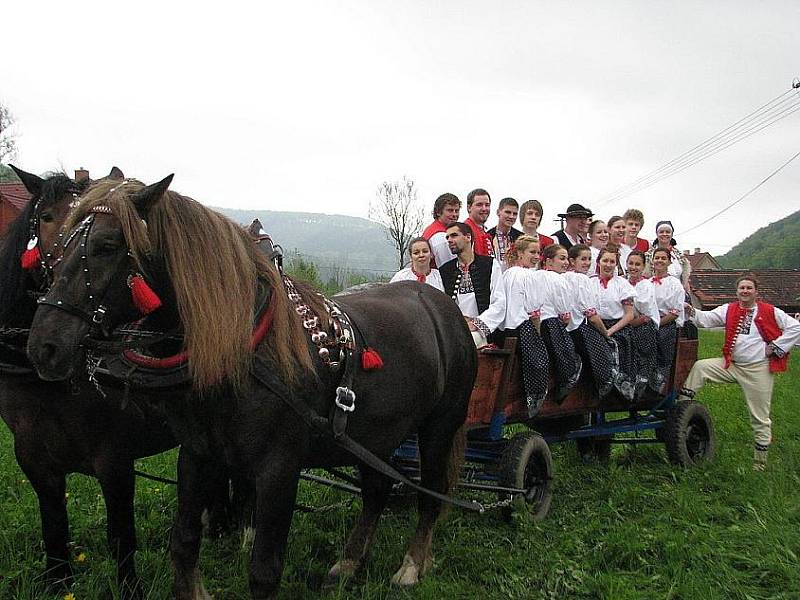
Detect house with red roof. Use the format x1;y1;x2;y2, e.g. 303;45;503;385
684;248;721;271
690;269;800;314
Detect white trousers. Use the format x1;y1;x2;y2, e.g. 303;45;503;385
683;358;773;447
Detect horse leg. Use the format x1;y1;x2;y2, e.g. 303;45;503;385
15;443;73;587
327;465;392;581
95;456;142;600
392;422;465;586
171;448;214;600
248;461;301;600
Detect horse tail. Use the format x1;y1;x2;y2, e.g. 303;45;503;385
443;424;466;516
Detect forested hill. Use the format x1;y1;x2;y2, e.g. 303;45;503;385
717;208;800;269
212;207;397;279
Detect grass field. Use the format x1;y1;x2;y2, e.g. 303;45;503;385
1;330;798;599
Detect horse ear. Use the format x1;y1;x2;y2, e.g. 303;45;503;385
9;165;44;197
108;166;125;180
133;174;174;212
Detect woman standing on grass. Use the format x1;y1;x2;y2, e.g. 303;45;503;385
645;220;691;292
389;237;444;291
501;235;548;416
563;244;617;398
650;247;686;392
539;244;583;401
626;250;661;397
593;245;637;401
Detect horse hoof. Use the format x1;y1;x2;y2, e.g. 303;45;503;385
390;554;421;587
327;559;360;581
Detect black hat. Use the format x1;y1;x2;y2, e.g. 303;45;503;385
557;203;594;218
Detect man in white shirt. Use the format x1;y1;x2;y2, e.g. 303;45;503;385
438;222;506;347
681;274;800;470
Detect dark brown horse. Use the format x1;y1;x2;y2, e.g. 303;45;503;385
26;176;477;599
0;168;228;599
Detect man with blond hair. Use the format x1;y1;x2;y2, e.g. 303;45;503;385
518;199;554;252
622;208;649;252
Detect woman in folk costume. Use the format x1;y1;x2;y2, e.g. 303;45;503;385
588;219;609;277
626;250;662;397
607;215;631;274
644;220;691;292
501;236;548;416
389;237;445;292
538;244;583;401
650;247;685;391
563;244;617;398
681;274;800;471
593;245;637;401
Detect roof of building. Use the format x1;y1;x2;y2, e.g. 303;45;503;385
690;269;800;310
0;183;31;210
686;251;721;271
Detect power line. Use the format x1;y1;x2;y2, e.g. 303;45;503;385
595;84;800;207
599;98;800;204
678;147;800;236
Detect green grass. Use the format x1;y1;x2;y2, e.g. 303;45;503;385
1;330;799;599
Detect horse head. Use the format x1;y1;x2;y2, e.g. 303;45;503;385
27;174;171;381
0;167;124;329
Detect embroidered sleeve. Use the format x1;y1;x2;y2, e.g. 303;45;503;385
668;308;680;316
584;307;598;317
770;344;786;358
528;309;541;318
472;317;491;338
621;297;634;306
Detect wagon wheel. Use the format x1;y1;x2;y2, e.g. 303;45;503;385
575;436;612;464
664;400;716;466
499;432;553;521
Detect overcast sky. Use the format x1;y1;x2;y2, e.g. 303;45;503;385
3;1;799;254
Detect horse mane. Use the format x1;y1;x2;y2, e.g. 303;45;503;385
67;178;317;390
0;173;84;326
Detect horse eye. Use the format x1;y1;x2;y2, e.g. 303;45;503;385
40;212;55;223
92;240;121;255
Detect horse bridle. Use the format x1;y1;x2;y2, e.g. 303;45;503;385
37;207;134;339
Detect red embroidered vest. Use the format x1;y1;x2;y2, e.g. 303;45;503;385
724;301;789;373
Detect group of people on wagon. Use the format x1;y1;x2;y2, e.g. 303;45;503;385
390;189;691;415
389;188;800;470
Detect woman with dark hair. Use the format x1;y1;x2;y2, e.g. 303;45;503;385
607;215;630;273
563;244;617;397
588;219;609;276
644;220;691;292
593;244;637;400
389;237;444;291
539;244;582;401
502;235;548;416
626;250;661;397
650;247;686;391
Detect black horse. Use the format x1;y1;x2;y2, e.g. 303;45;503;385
26;176;477;599
0;168;228;599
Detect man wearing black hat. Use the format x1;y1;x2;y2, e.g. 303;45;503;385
552;203;594;250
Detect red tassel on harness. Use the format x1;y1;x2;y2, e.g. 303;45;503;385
128;274;162;315
361;347;384;370
21;246;41;270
